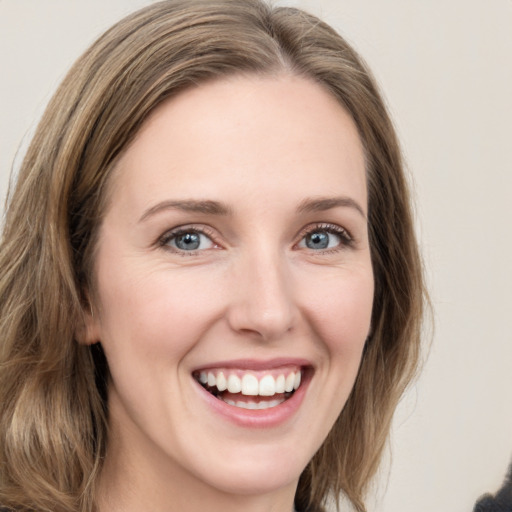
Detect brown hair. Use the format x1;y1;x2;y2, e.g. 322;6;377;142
0;1;425;511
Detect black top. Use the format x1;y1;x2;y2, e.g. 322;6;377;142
473;464;512;512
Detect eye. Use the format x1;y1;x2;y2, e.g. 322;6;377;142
160;227;217;253
303;231;339;250
297;224;352;251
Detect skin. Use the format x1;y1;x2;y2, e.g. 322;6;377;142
83;73;374;512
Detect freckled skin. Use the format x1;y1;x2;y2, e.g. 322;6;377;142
85;74;374;512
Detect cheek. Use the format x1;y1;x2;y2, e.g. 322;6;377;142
302;268;374;358
294;268;374;438
95;263;224;362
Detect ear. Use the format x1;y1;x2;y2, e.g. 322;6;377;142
76;301;101;345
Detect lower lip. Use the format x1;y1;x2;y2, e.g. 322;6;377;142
195;373;310;428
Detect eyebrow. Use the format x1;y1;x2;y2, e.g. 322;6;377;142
139;200;232;222
297;196;367;219
139;196;366;223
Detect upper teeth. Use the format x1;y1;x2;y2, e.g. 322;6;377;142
197;369;302;397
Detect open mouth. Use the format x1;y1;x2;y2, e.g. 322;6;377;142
193;367;303;410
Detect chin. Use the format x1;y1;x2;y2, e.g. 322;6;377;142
194;454;304;497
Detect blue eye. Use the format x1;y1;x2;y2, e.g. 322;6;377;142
298;225;352;251
305;231;337;250
163;229;215;252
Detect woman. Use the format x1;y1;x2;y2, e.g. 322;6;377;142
0;1;425;511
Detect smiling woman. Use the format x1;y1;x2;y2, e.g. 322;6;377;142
0;2;425;512
83;76;374;510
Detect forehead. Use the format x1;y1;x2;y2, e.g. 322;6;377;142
109;73;367;216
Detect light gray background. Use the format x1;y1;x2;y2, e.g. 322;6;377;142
1;1;511;511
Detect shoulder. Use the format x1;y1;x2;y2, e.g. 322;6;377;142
473;495;512;512
473;495;502;511
473;464;512;512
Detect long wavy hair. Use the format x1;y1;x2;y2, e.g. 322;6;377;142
0;1;425;511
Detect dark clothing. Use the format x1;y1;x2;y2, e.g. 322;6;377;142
474;464;512;512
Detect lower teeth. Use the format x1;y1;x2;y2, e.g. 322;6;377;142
198;381;292;410
222;398;285;410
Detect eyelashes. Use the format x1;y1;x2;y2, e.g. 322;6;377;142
157;222;354;256
158;225;219;255
296;223;354;252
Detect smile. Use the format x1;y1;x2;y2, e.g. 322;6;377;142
193;367;303;410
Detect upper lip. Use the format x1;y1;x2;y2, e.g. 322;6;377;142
192;357;313;373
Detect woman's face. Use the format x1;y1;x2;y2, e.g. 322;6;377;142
87;74;373;504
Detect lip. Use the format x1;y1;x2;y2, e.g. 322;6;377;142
192;358;313;428
192;357;312;372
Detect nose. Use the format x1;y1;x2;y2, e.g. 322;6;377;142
226;249;297;341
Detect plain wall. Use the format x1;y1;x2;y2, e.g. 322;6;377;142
1;1;511;511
